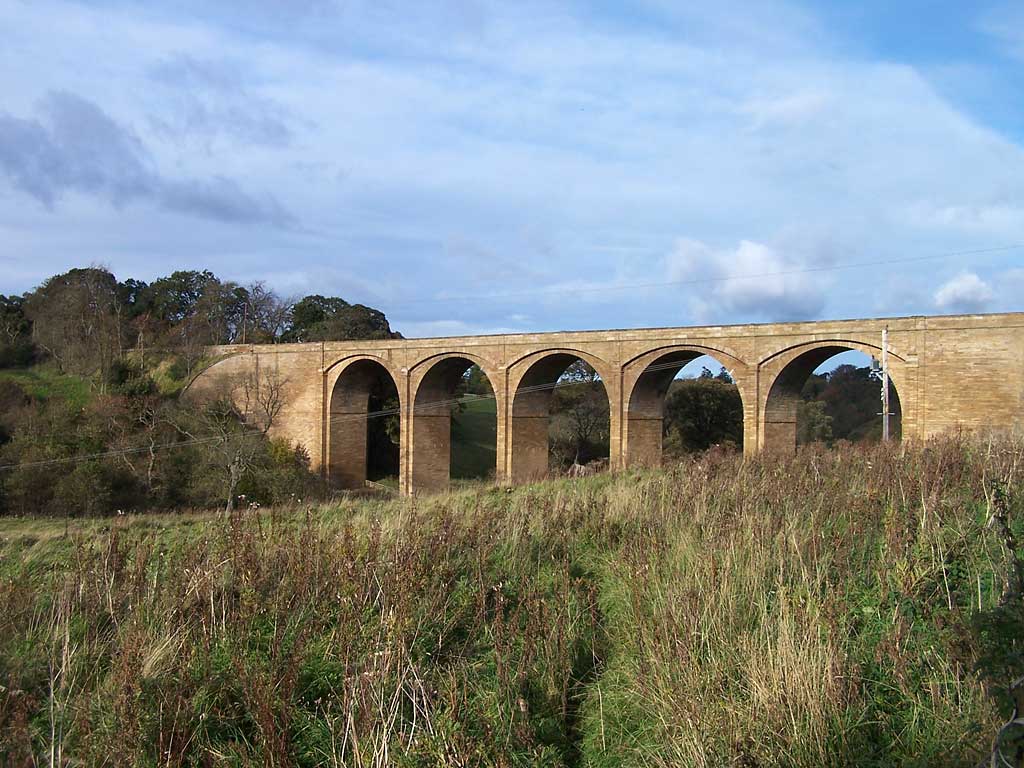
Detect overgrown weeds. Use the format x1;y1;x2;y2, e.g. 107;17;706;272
0;435;1021;766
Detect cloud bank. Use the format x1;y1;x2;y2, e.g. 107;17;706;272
0;91;292;226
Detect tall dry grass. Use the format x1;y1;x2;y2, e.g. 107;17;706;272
0;435;1021;766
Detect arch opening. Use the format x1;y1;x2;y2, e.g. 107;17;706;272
411;358;496;492
626;352;743;468
511;355;610;482
328;359;400;489
451;364;497;482
766;347;901;453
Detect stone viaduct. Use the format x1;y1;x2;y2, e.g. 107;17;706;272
185;312;1024;496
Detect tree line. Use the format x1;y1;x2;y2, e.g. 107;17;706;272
1;267;400;381
0;267;401;517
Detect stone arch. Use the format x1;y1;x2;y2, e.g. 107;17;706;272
325;355;402;488
507;348;614;483
407;352;500;493
758;339;905;453
179;350;251;400
622;345;751;467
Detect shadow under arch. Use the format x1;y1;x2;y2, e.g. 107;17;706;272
623;346;747;468
409;353;498;493
327;356;401;488
762;342;902;453
509;350;612;483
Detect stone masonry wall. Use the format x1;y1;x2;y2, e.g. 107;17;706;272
185;312;1024;495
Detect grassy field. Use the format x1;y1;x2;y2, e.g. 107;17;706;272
451;397;497;480
1;436;1022;766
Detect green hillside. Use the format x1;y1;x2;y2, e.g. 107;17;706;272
0;366;92;409
451;396;497;480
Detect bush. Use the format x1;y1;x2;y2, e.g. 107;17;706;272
235;439;323;507
52;462;112;517
107;358;156;397
0;386;326;516
0;380;30;446
663;378;743;456
0;338;36;368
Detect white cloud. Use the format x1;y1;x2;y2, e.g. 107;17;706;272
738;89;832;129
666;238;827;321
906;202;1024;235
933;271;994;313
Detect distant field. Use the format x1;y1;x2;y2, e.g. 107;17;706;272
450;396;497;479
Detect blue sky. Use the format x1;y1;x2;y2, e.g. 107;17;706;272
1;0;1022;337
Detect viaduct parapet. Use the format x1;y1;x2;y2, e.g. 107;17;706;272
185;312;1024;495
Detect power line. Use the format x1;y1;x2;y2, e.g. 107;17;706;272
0;357;700;472
37;244;1018;351
5;242;1017;475
327;356;703;425
0;434;230;472
393;243;1024;306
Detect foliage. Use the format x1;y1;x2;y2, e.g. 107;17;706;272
0;383;324;516
699;364;734;383
22;268;123;381
283;294;401;342
366;377;401;482
799;364;898;444
0;294;35;368
0;437;1020;765
550;361;610;468
0;266;406;512
5;267;401;379
663;376;743;455
0;380;30;447
463;364;494;395
797;399;833;444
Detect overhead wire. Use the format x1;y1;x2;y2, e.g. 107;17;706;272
6;241;1018;473
327;356;712;425
393;243;1024;306
0;357;702;472
0;434;237;472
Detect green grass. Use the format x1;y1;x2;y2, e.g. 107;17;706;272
0;437;1021;766
147;356;190;396
0;365;92;409
451;396;497;479
0;353;207;407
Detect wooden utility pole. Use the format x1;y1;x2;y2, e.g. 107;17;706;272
881;326;890;441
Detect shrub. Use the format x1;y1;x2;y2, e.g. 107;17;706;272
107;358;156;397
235;439;323;507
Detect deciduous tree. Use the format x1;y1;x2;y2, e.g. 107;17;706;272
23;268;123;383
663;377;743;455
